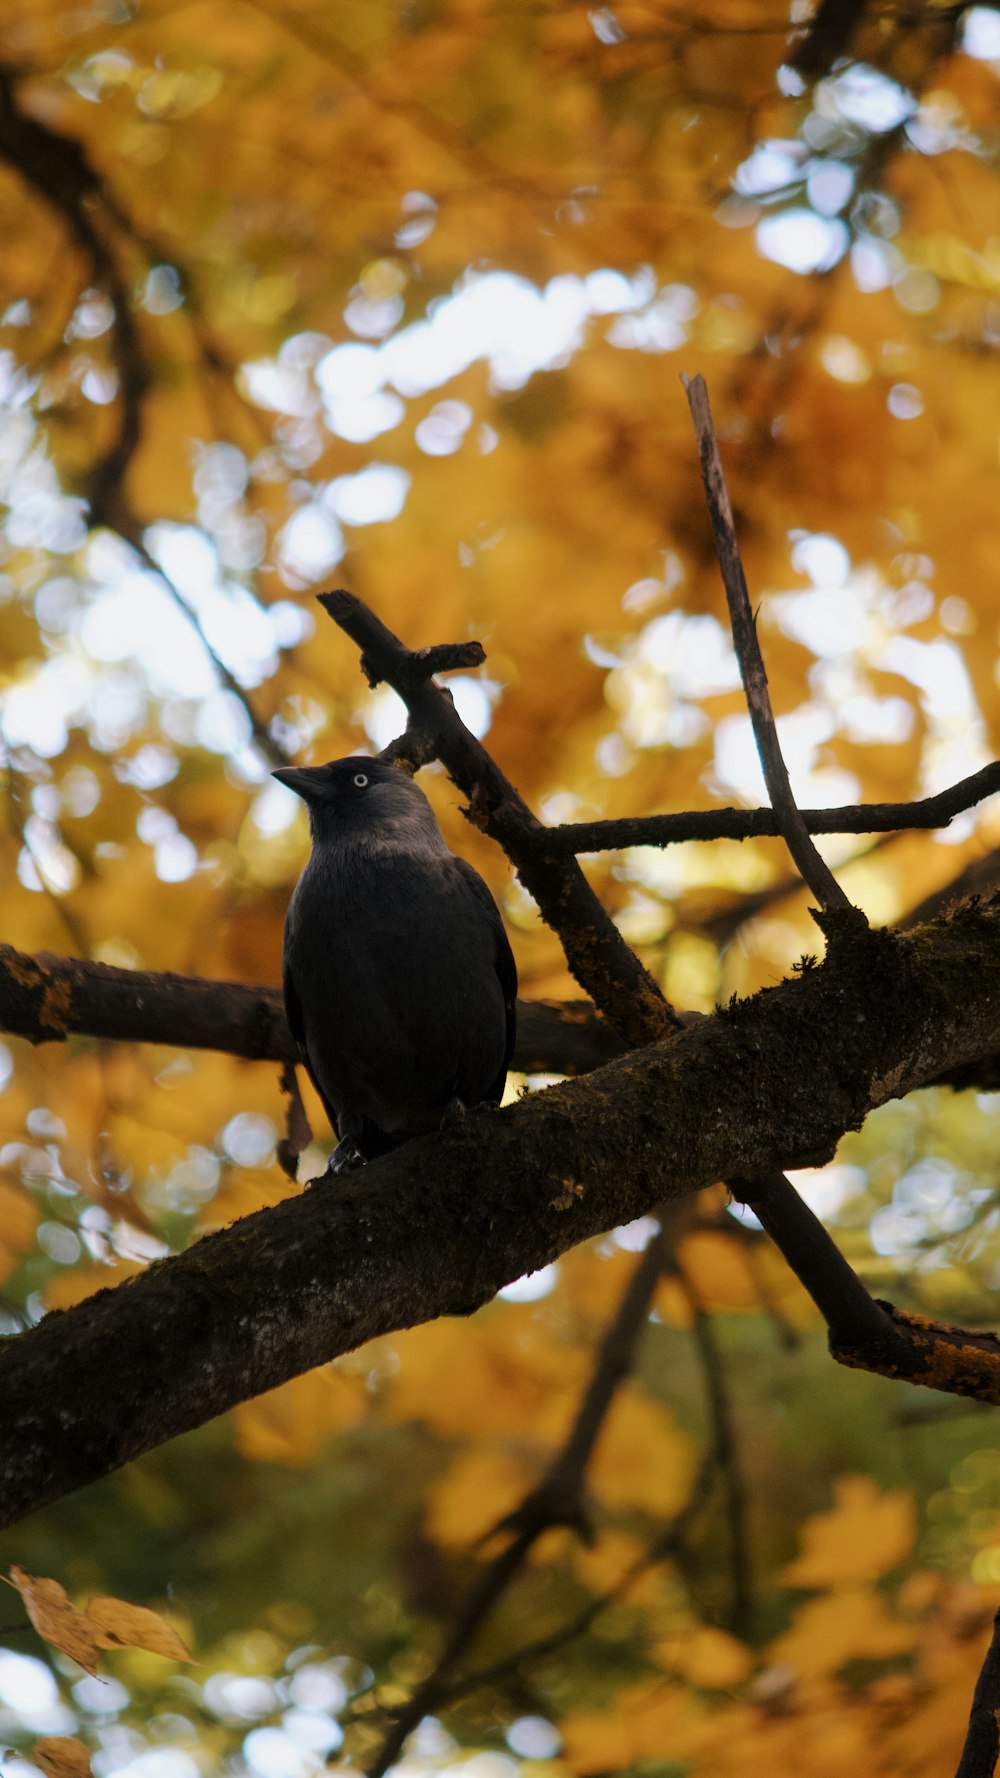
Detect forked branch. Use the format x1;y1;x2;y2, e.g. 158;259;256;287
318;589;680;1048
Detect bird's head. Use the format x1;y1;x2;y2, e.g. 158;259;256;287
272;756;448;856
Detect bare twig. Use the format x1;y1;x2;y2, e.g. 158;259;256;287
0;65;146;530
679;1270;752;1638
318;590;679;1046
834;1303;1000;1404
425;1446;719;1712
955;1607;1000;1778
422;1254;756;1718
734;1170;892;1349
120;522;285;768
3;768;91;958
363;1226;671;1778
0;71;282;768
789;0;869;76
682;374;859;921
366;639;486;685
541;761;1000;853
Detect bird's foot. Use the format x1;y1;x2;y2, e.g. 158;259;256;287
328;1137;366;1175
440;1097;468;1131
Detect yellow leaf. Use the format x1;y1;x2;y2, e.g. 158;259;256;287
560;1244;647;1325
0;1177;39;1252
590;1388;695;1518
232;1368;364;1465
783;1476;916;1588
424;1447;532;1548
676;1230;764;1311
561;1682;711;1773
768;1586;916;1680
388;1309;586;1443
658;1624;754;1690
572;1529;645;1594
32;1738;92;1778
84;1596;193;1663
9;1568;100;1676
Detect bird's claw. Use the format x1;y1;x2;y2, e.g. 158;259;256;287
328;1138;366;1175
440;1097;468;1131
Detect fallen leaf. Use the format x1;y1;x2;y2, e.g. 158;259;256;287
9;1568;100;1675
32;1736;92;1777
84;1595;193;1662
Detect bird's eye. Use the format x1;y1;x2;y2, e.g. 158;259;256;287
353;772;369;789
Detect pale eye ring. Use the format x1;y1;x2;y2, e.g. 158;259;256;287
353;772;369;788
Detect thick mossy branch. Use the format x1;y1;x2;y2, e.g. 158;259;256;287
2;899;1000;1530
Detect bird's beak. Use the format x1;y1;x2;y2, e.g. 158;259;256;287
271;766;328;802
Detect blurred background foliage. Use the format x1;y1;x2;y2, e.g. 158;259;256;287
2;0;1000;1772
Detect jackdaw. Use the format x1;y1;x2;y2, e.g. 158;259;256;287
273;755;517;1173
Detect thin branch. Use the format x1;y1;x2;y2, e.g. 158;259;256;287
318;590;679;1047
834;1303;1000;1403
426;1445;719;1713
679;1270;753;1638
955;1607;1000;1778
369;640;487;684
540;762;1000;853
0;72;281;767
0;65;146;530
423;1255;760;1715
682;374;860;921
3;767;91;958
0;942;628;1078
789;0;869;76
120;522;285;768
733;1171;893;1350
240;0;562;215
364;1225;671;1778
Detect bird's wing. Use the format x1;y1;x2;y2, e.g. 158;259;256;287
283;949;341;1133
282;950;308;1056
452;858;518;1089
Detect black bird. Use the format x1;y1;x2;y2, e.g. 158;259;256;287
273;755;517;1172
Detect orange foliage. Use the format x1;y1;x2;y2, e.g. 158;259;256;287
2;0;1000;1770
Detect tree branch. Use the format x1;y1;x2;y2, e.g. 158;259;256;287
735;1169;892;1349
679;1269;752;1638
0;943;627;1078
0;64;146;530
427;1448;719;1713
318;590;679;1047
118;522;285;768
789;0;869;77
834;1305;1000;1405
364;1225;670;1778
541;761;1000;853
0;70;281;769
682;373;859;921
3;898;1000;1528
